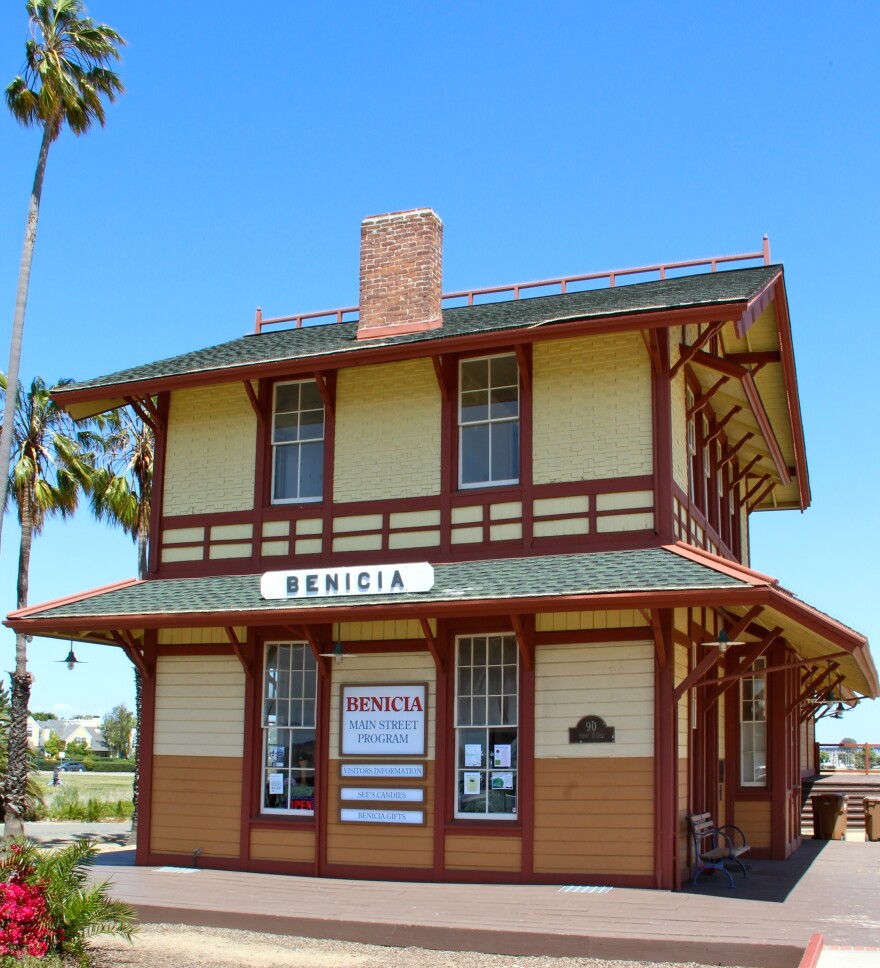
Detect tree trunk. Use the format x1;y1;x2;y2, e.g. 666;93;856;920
137;520;148;580
0;122;52;556
4;490;34;834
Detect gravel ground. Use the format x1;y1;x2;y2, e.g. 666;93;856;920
89;924;744;968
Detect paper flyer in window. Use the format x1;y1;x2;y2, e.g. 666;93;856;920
268;745;285;768
464;744;482;767
493;744;511;768
491;772;514;790
268;773;284;795
463;772;481;795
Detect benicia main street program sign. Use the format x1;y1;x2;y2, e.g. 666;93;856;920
341;683;427;756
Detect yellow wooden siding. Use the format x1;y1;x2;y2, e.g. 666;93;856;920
326;761;434;869
158;627;246;646
328;654;436;759
535;642;653;758
734;800;771;849
533;758;653;875
334;359;440;502
150;754;241;858
535;610;649;632
533;333;652;485
674;638;689;754
250;827;315;864
163;384;256;516
154;655;244;757
444;834;521;872
338;620;432;641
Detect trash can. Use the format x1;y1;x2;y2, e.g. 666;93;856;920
812;793;848;840
865;798;880;842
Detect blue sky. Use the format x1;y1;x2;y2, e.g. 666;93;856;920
0;1;877;743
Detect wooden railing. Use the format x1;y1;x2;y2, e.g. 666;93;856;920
253;237;771;334
817;743;880;775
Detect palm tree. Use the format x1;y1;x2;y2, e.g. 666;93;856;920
1;374;98;836
0;0;125;556
91;406;153;835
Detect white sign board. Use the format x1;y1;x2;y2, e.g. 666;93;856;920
340;788;424;803
340;763;424;778
261;562;434;600
340;808;424;825
341;683;427;756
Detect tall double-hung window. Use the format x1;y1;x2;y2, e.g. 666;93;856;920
459;355;519;487
262;644;318;814
454;634;519;819
740;657;767;787
272;380;324;502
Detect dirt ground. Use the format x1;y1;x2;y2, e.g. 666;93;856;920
89;924;740;968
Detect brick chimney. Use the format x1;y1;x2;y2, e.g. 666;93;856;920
357;208;443;340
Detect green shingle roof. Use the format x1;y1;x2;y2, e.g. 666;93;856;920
9;548;753;624
57;266;781;396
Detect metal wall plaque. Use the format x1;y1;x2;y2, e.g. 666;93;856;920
569;714;615;743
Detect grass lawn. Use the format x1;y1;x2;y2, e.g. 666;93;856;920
37;771;134;803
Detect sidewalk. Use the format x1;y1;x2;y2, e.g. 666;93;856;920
5;823;879;967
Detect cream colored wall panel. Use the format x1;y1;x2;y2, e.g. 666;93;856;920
208;542;252;560
154;655;244;757
340;619;426;641
452;527;483;543
328;654;436;759
211;523;253;541
451;506;482;524
490;522;522;541
490;501;522;520
261;540;289;556
388;530;441;550
164;384;256;516
596;512;654;533
158;627;245;646
295;538;322;555
162;527;205;544
390;509;441;529
161;546;204;564
533;495;589;516
596;490;653;511
335;359;440;502
534;518;589;538
296;518;322;535
332;534;382;553
536;610;648;632
333;513;382;533
533;333;652;484
535;641;654;758
675;640;689;753
262;520;290;537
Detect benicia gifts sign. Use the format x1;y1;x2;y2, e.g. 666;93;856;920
341;683;427;756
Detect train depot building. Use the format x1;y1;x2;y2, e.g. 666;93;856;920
8;209;877;890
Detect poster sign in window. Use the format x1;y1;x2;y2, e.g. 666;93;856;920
341;683;427;756
464;744;482;767
268;773;284;795
491;772;514;790
493;744;511;768
463;772;481;795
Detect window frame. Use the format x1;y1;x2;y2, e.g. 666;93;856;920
270;378;326;505
457;353;521;490
739;657;768;789
261;641;319;816
453;632;520;821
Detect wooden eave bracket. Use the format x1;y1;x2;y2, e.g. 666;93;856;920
419;618;445;674
111;629;153;680
298;625;330;679
224;626;254;678
704;627;782;711
514;344;532;393
639;329;663;375
431;355;452;403
734;273;781;339
511;614;535;671
686;377;728;418
313;371;335;417
706;406;742;443
641;609;667;668
674;644;722;703
670;320;726;379
720;434;755;470
123;396;162;435
242;380;263;423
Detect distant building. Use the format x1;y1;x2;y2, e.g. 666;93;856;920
28;717;110;755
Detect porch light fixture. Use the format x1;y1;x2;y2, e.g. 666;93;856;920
320;625;355;665
57;642;85;671
701;629;746;654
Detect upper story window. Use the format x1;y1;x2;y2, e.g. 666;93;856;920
455;634;519;819
262;643;318;815
272;380;324;503
459;354;519;488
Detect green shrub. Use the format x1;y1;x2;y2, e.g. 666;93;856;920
45;788;133;822
84;758;134;773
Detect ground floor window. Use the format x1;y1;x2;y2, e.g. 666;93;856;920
262;643;318;814
454;634;519;819
740;657;767;787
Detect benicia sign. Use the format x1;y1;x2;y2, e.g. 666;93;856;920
261;562;434;600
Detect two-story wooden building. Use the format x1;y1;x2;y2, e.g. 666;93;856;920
8;209;877;890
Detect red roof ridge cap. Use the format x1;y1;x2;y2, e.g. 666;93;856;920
663;542;777;586
6;577;141;619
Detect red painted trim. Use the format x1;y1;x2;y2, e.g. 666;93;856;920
519;620;535;882
136;630;157;866
355;317;443;340
773;278;810;509
147;393;170;577
239;628;258;865
664;541;775;585
7;577;141;618
652;330;675;543
653;609;676;890
769;639;786;859
432;618;450;878
316;648;331;876
799;934;824;968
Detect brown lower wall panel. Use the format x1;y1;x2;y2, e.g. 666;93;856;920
444;834;521;872
325;762;434;869
533;756;654;876
250;827;315;864
734;799;771;849
150;754;242;860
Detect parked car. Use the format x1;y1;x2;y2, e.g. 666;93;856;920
58;761;87;772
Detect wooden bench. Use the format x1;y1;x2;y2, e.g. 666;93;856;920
687;812;750;889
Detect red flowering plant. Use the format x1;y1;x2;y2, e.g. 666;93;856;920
0;838;135;965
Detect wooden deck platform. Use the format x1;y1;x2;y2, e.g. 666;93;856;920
88;838;880;968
